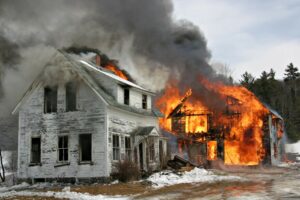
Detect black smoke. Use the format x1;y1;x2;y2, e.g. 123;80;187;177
0;0;228;114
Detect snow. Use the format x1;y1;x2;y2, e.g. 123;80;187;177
285;140;300;154
0;190;130;200
147;167;242;188
0;182;130;199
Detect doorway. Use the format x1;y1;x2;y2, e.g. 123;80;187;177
139;143;143;170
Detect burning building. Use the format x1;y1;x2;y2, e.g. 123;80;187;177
156;79;285;167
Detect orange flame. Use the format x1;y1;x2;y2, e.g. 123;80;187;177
104;64;129;80
156;78;269;166
207;141;217;160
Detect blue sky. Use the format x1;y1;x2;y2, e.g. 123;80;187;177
173;0;300;81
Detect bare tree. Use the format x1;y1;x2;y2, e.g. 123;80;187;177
0;149;5;182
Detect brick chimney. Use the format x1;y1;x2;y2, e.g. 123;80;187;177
95;55;101;66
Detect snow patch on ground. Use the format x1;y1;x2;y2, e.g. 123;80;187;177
0;190;129;199
147;167;242;188
285;140;300;154
0;182;130;199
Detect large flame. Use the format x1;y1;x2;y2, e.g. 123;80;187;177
156;78;269;166
104;64;129;80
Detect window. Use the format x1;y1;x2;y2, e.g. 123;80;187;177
113;135;120;160
125;137;131;160
142;94;147;109
44;86;58;113
31;138;41;163
79;134;92;162
58;136;68;162
124;88;129;105
66;82;77;112
149;143;155;161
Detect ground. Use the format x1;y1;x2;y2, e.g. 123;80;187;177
1;164;300;200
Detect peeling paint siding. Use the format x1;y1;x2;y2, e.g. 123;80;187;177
130;89;142;109
18;81;108;179
116;86;152;110
107;107;159;173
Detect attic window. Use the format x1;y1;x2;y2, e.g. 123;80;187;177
44;86;58;113
142;94;147;109
66;82;77;112
124;88;130;105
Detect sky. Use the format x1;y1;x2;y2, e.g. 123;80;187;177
173;0;300;81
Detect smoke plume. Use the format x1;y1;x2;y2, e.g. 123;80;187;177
0;0;225;115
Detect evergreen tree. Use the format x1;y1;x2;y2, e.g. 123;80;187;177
284;63;300;82
239;71;255;90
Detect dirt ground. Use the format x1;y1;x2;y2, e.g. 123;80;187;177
2;166;300;200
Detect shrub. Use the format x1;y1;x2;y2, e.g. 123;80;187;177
114;159;141;182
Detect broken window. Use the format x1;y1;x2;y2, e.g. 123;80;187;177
58;136;68;162
113;135;120;160
44;86;58;113
66;82;77;112
31;137;41;163
142;94;147;109
149;140;155;161
124;88;130;105
125;137;131;160
79;134;92;162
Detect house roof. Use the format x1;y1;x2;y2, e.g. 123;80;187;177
78;60;153;94
263;103;283;120
12;50;163;117
131;126;159;136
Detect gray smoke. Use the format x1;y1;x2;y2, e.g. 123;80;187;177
0;0;226;116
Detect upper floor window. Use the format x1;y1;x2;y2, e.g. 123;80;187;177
66;82;77;112
44;86;57;113
142;94;147;109
124;88;130;105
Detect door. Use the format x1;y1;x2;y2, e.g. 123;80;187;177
139;143;143;170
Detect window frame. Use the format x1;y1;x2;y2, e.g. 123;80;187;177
65;82;77;112
149;138;155;162
112;134;120;161
125;136;132;160
79;134;92;162
58;136;69;162
123;88;130;105
44;86;58;114
30;137;41;164
142;94;147;109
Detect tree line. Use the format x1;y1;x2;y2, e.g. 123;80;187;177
240;63;300;142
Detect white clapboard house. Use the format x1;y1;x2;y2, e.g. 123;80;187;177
12;49;167;183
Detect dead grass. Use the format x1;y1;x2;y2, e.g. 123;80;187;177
71;182;148;195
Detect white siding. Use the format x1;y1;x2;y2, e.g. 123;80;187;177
18;81;109;179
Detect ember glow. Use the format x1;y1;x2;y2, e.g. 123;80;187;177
207;141;217;160
104;64;129;80
156;78;269;166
